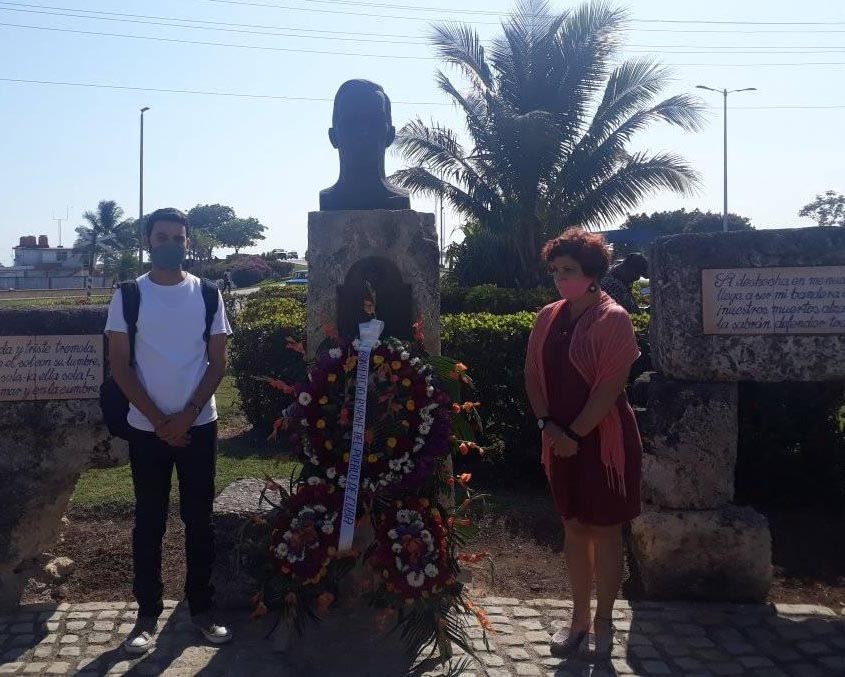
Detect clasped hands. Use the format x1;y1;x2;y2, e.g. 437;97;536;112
542;421;579;459
154;408;197;448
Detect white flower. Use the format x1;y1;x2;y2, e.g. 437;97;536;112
326;467;337;479
406;571;426;588
400;351;410;361
311;457;319;465
424;564;439;578
321;522;335;535
388;529;398;540
290;519;300;529
410;358;420;367
425;375;433;384
283;531;293;541
419;424;431;436
300;419;309;428
307;476;323;486
329;348;342;359
395;557;405;572
421;530;433;544
426;386;434;397
314;504;327;513
274;543;288;558
352;339;361;349
298;392;312;406
396;510;411;524
392;543;403;554
338;475;347;488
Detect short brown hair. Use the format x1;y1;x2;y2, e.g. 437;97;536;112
541;228;611;279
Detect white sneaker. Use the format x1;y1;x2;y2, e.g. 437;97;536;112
123;617;157;655
192;614;233;645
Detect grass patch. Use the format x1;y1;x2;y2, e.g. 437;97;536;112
70;375;299;509
0;296;111;308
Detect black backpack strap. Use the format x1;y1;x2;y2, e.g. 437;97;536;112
120;281;141;366
200;278;220;345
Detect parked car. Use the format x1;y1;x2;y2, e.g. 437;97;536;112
286;271;308;286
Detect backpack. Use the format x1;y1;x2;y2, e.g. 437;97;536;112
100;278;220;440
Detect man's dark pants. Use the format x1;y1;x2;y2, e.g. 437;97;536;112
128;422;217;619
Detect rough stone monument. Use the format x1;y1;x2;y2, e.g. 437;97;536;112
631;226;845;601
0;307;128;610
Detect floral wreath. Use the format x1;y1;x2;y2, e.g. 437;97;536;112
252;320;491;664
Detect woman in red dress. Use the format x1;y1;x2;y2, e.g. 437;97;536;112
525;229;642;659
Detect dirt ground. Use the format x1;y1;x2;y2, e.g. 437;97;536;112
22;490;845;610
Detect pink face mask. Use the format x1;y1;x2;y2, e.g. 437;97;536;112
555;276;593;301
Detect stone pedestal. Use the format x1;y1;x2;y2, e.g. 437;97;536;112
210;479;275;610
630;505;773;603
635;374;738;510
306;209;440;357
0;307;127;611
650;227;845;382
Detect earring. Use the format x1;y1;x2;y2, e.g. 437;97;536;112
588;283;598;293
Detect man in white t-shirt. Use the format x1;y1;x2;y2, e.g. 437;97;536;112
105;208;234;654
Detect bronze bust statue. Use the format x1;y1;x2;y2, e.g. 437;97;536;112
319;79;411;211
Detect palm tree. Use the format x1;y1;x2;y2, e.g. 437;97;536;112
74;200;127;280
393;0;705;287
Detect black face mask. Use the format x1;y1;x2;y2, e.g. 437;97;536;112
150;242;186;271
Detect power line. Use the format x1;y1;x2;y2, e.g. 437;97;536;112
187;0;845;32
3;76;845;111
0;2;430;43
0;22;435;58
7;20;845;65
6;2;845;49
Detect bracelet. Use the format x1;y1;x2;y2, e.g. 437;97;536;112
562;425;583;443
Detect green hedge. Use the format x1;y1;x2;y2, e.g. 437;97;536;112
229;295;307;427
441;312;540;482
441;284;556;315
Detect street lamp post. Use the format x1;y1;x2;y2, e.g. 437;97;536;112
139;107;150;275
696;86;756;232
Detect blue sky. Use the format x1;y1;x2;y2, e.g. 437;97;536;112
1;0;843;266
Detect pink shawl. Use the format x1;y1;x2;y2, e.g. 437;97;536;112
527;293;640;495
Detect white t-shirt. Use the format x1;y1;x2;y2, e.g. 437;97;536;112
105;273;232;432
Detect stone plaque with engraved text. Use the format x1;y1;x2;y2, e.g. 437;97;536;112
0;335;103;401
702;266;845;335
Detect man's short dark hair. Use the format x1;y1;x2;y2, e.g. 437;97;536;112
145;208;190;239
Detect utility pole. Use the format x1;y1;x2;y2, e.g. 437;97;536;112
139;107;150;274
696;85;757;232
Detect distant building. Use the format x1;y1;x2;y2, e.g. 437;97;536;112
12;235;84;271
0;235;104;291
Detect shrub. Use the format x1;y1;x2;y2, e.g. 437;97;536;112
441;284;556;315
230;257;273;288
229;295;307;427
442;312;541;484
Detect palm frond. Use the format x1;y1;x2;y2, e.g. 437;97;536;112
564;151;701;228
391;168;492;224
429;23;493;92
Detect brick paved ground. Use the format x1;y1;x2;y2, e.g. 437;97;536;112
0;598;843;676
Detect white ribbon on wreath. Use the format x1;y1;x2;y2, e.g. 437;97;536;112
338;318;385;552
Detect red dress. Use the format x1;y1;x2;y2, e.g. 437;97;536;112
543;305;642;526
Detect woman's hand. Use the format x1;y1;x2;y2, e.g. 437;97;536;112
543;423;578;459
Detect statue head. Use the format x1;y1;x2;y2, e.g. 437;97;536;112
328;80;396;167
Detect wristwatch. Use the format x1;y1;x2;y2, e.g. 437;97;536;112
537;416;553;430
562;425;584;443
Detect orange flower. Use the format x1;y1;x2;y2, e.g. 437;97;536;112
267;378;295;395
285;337;305;355
250;600;268;620
328;373;337;383
391;361;402;370
322;323;339;341
344;356;358;372
459;442;470;456
316;419;327;430
316;592;335;613
454;363;468;373
406;400;416;412
451;403;461;414
462;401;481;412
458;472;472;487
